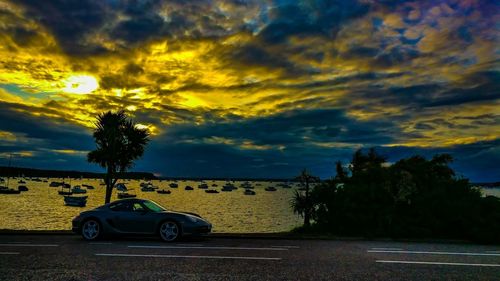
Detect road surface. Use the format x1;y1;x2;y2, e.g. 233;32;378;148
0;235;499;280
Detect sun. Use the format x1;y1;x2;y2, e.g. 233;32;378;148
62;75;99;94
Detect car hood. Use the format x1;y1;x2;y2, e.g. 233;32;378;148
162;210;203;218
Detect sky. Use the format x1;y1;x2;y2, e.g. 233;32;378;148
0;0;498;181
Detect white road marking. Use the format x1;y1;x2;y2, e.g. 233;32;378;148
0;252;19;255
96;253;281;260
175;244;203;247
128;245;288;251
371;248;403;251
5;242;31;244
376;260;500;267
0;244;59;247
89;242;113;245
485;251;500;254
272;246;300;249
367;250;500;256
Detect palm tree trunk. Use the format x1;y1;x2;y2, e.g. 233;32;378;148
304;211;311;227
304;180;311;227
104;166;113;203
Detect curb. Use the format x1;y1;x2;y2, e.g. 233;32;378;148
0;229;473;244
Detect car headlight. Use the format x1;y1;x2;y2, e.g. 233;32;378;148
186;215;199;223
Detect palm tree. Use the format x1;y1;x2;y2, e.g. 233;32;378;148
292;169;320;227
88;110;150;203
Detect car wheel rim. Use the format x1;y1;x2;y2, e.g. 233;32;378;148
83;220;99;240
160;222;179;241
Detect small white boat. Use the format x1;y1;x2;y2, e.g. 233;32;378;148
115;183;128;192
141;184;155;192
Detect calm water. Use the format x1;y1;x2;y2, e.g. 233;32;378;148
0;179;302;233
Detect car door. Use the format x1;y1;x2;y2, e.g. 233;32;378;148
109;201;155;233
108;201;135;233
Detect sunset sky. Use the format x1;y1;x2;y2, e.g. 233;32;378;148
0;0;498;181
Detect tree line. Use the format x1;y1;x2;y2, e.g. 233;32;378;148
292;148;500;243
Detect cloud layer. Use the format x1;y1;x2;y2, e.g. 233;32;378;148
0;0;498;181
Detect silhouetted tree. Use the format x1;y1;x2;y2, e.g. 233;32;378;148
291;169;320;227
335;161;348;181
88;111;150;203
306;149;500;243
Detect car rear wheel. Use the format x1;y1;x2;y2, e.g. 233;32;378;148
81;219;101;241
159;221;180;242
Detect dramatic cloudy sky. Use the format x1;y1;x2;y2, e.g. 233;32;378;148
0;0;498;181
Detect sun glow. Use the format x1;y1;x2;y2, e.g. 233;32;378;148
62;75;99;94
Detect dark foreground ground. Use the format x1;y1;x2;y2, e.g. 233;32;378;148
0;234;499;281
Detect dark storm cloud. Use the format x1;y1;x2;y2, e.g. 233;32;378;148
258;0;370;43
160;108;400;147
0;101;94;151
425;71;500;107
16;0;112;56
13;0;258;54
221;44;317;76
139;138;355;179
343;70;500;111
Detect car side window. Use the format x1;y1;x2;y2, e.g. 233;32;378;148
132;203;146;212
109;202;132;212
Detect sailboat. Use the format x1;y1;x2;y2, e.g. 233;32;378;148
58;182;73;195
116;183;136;199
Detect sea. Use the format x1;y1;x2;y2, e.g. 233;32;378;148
1;178;498;233
0;178;302;233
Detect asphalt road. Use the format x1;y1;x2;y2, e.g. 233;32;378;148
0;235;499;281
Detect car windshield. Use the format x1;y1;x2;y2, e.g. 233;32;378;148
142;200;166;212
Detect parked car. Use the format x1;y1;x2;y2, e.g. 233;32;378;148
72;199;211;242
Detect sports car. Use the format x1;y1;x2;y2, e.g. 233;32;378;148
72;199;212;242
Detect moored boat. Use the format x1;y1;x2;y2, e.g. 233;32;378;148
49;181;63;187
185;186;194;190
244;189;256;195
58;183;73;195
117;192;136;199
157;189;171;194
241;182;253;189
18;185;29;192
169;182;178;188
265;186;277;192
141;184;155;192
64;195;88;207
205;189;219;194
0;188;21;194
71;185;87;194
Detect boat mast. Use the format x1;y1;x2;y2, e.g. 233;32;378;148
6;154;12;188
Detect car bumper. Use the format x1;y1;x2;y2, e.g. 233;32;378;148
183;223;212;236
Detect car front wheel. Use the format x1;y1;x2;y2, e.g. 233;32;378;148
159;221;180;242
81;219;101;241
